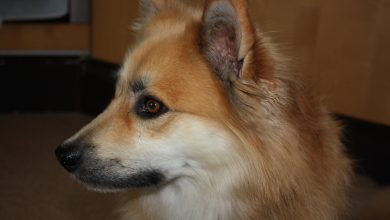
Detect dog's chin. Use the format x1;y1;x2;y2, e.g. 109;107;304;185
82;183;128;193
72;167;166;192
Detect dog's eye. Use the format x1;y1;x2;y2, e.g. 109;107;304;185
146;99;161;113
136;96;168;119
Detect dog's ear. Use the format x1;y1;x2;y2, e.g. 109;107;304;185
135;0;176;33
140;0;163;13
139;0;175;16
200;0;259;83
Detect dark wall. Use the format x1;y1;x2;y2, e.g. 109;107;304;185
0;56;117;114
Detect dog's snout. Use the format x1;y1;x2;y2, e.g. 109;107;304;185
55;143;82;173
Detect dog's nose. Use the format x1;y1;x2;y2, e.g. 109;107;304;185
55;143;82;173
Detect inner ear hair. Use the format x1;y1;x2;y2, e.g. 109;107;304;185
200;0;243;83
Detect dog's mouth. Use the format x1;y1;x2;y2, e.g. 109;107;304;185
72;158;166;191
55;143;167;191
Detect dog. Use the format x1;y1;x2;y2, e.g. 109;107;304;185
55;0;353;219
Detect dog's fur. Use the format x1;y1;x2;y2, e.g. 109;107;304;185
58;0;353;219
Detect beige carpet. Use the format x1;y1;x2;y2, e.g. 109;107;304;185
0;112;119;220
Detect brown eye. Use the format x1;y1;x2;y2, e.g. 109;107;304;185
146;99;161;113
136;96;168;119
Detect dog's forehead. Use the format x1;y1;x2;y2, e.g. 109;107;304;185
117;32;231;118
119;8;204;89
122;33;205;91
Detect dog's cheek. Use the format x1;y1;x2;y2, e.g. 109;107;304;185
133;115;239;179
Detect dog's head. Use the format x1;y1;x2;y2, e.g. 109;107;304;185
55;0;274;191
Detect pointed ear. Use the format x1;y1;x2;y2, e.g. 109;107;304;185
135;0;174;31
139;0;167;18
139;0;170;15
200;0;256;83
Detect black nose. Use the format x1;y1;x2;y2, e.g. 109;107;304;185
55;143;82;173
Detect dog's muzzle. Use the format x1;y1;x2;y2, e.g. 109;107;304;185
55;141;166;189
55;142;82;173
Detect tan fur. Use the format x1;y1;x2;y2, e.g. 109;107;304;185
66;0;353;219
123;1;351;218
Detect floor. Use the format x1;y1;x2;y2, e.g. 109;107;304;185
0;112;119;220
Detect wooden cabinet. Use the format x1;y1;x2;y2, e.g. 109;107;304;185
312;0;389;125
91;0;139;63
250;0;390;125
0;24;89;52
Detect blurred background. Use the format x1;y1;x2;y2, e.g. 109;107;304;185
0;0;389;219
